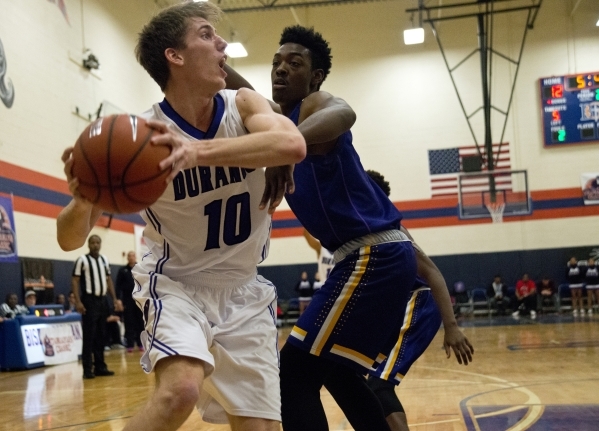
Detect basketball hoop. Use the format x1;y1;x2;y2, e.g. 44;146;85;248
486;203;505;223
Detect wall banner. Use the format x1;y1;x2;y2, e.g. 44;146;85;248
0;195;18;262
581;173;599;205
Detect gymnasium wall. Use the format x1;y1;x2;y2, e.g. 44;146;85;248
0;0;598;302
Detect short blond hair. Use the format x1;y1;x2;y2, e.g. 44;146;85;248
136;1;222;91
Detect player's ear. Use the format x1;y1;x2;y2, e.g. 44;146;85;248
164;48;183;66
311;69;324;89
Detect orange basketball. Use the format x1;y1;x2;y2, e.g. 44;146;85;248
71;114;171;213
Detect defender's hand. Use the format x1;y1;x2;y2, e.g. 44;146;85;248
259;165;295;215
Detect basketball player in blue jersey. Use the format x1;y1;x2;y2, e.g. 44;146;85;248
56;3;305;431
269;26;417;431
225;26;473;431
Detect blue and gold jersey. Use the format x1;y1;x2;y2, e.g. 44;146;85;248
285;102;403;251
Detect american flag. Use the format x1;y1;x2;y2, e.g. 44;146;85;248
428;143;511;197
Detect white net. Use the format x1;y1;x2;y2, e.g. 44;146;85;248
486;203;505;223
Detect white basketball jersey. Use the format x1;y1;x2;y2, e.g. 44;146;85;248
139;90;270;282
318;247;335;281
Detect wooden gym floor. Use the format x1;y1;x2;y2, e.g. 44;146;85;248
1;314;598;431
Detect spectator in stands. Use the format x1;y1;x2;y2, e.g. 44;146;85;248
566;257;585;316
585;257;598;316
1;292;29;318
295;271;312;315
536;275;558;314
67;292;77;313
513;273;537;319
24;290;37;308
487;275;510;316
56;293;68;311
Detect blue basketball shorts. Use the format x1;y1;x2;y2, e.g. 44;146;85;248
368;287;442;384
286;240;417;373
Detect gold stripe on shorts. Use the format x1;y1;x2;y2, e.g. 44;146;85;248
380;289;418;380
311;245;371;355
290;326;308;342
330;343;376;369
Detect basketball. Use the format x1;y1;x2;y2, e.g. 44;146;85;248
71;114;171;213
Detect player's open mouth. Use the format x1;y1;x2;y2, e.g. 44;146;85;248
273;78;287;89
219;57;227;69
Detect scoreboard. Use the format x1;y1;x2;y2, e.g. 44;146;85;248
539;72;599;147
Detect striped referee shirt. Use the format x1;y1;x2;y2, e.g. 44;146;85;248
73;254;111;297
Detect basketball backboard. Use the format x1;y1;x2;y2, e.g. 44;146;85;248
458;169;531;220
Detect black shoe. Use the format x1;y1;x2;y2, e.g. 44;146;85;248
94;368;115;377
83;371;95;379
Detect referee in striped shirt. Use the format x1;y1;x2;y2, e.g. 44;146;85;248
72;234;122;379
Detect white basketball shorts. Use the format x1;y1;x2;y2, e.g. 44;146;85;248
132;263;281;424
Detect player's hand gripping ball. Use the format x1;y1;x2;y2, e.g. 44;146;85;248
71;114;171;213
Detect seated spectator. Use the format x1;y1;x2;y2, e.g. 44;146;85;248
566;257;585;316
536;275;558;313
66;292;77;313
24;290;37;308
1;293;30;318
513;273;537;319
56;293;68;311
487;275;510;316
585;257;598;316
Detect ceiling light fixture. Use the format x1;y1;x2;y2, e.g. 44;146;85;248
404;2;425;45
404;28;424;45
225;42;248;58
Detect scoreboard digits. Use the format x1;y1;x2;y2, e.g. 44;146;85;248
540;72;599;146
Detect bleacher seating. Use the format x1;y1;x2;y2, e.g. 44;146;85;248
558;283;572;312
470;288;491;316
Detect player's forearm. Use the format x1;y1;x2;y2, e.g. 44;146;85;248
196;131;305;168
71;278;81;302
416;251;458;328
56;200;103;251
427;270;459;328
298;104;356;145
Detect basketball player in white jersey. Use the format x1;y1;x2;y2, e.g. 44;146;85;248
56;3;304;431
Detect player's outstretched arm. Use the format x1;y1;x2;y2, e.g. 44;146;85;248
151;88;305;177
414;244;474;365
400;226;474;365
57;148;103;251
297;91;356;149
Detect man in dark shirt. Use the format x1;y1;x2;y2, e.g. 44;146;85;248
116;251;144;352
536;276;558;313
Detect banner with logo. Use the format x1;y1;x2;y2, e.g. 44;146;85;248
20;321;83;366
0;195;18;262
581;173;599;205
